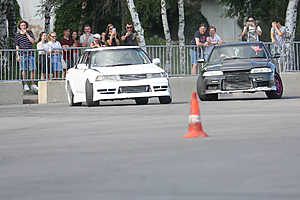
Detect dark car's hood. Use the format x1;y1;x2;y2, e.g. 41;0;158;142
205;59;271;72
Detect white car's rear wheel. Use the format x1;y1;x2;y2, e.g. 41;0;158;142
85;80;99;107
135;97;149;105
66;81;82;106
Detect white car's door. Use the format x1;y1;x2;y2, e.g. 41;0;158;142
74;64;88;94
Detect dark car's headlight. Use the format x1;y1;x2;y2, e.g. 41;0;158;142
250;68;272;73
203;71;223;76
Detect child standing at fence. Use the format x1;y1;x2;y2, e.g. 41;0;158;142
15;20;38;92
47;32;63;79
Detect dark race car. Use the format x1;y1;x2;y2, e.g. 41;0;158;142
197;42;283;101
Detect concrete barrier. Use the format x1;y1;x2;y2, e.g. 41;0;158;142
36;72;300;104
38;80;67;104
0;81;23;105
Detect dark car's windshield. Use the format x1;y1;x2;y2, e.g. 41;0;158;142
208;44;268;64
90;48;151;67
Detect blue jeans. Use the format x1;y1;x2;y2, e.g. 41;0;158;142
20;55;35;71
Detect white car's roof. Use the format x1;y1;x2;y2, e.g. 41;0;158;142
85;46;140;52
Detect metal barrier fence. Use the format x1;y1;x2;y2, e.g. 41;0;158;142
1;42;299;82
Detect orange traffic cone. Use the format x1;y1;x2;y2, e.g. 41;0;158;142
183;91;208;138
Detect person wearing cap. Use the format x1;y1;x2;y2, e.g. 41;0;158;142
90;33;103;47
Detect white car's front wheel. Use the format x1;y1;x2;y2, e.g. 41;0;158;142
66;81;82;106
135;97;149;105
159;96;172;104
85;80;99;107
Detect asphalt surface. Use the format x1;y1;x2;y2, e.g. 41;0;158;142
1;96;300;200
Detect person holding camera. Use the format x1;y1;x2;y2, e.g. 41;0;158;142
121;23;138;46
241;17;262;42
271;17;286;50
105;24;120;46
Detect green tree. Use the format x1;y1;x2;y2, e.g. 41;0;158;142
219;0;300;41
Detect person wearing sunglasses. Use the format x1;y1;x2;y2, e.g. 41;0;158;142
105;24;120;46
121;23;138;46
241;17;262;42
46;32;63;78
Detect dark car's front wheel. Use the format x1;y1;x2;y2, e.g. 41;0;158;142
197;76;218;101
265;72;283;99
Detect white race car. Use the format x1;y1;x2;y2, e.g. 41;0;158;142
65;46;172;106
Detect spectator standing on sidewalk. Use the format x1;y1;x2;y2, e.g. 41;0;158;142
121;23;138;46
241;17;262;42
190;24;209;74
80;25;94;47
37;32;50;80
105;24;120;46
207;26;223;54
271;17;286;52
60;28;74;78
71;31;80;63
47;32;63;78
15;20;38;92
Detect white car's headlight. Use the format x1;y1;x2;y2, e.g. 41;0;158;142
251;68;272;73
203;71;223;76
147;72;168;78
95;75;104;81
95;75;120;81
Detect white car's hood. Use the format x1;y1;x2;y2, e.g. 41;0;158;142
92;64;165;75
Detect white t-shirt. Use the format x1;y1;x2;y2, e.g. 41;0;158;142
46;41;62;52
246;25;262;42
271;26;286;47
37;41;49;55
80;34;94;47
207;34;221;54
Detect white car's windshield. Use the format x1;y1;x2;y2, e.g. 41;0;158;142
90;48;151;67
208;44;267;64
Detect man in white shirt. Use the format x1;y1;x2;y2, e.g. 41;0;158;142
241;17;262;42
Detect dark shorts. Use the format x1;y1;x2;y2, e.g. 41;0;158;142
38;54;50;74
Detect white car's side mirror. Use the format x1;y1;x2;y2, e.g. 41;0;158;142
153;58;161;65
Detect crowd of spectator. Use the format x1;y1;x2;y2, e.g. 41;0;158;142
14;17;286;89
15;21;140;92
190;16;286;74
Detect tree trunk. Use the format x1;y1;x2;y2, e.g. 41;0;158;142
0;0;8;48
44;2;52;33
282;0;299;71
126;0;146;49
78;0;88;35
7;0;16;48
178;0;185;74
161;0;172;73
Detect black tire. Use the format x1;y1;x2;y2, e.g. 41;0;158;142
85;80;99;107
159;96;172;104
135;97;149;105
265;72;283;99
196;75;218;101
66;81;82;106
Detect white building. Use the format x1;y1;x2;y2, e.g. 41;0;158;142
16;0;55;39
201;0;242;42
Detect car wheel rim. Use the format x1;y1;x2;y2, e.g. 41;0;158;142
274;74;282;95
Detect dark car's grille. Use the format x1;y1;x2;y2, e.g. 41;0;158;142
120;74;147;81
223;71;251;91
118;85;150;93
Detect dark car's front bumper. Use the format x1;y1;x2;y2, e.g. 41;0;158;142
203;71;276;94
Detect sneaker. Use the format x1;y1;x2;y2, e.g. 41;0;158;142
31;84;38;92
24;84;30;92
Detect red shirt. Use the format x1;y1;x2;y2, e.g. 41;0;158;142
60;37;74;59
